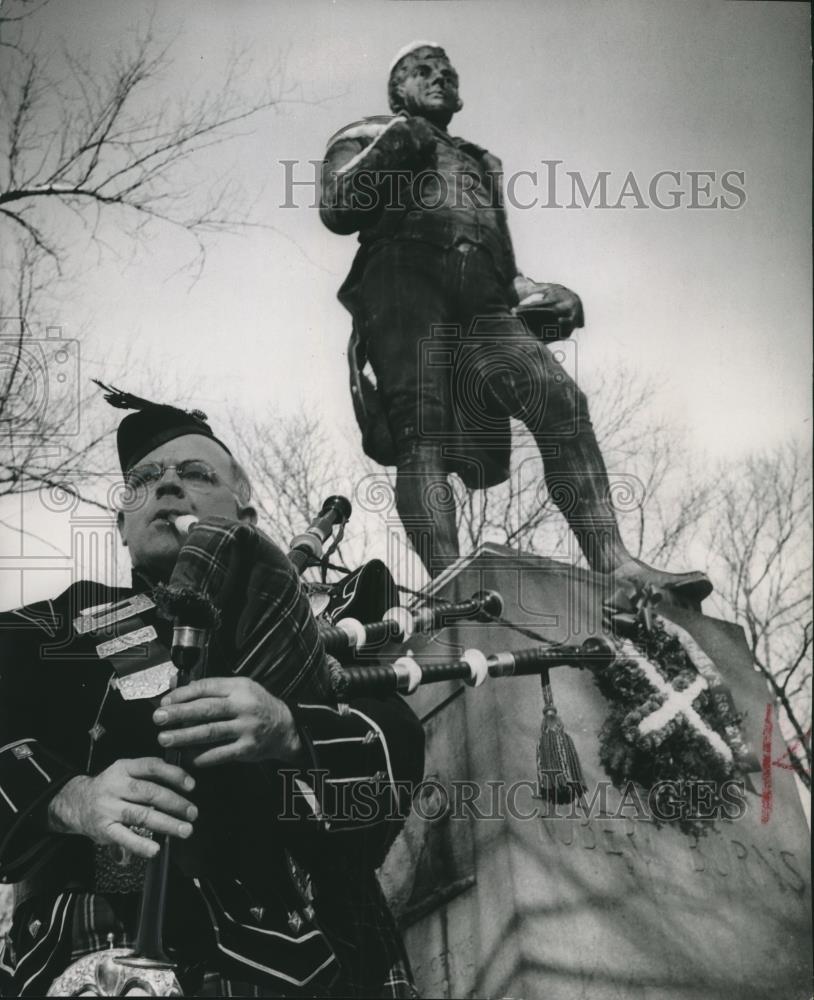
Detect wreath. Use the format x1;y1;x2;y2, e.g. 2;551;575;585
593;608;744;837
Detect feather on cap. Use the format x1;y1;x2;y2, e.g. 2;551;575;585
93;380;232;472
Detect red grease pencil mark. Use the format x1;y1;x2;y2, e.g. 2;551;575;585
760;710;809;824
761;703;773;824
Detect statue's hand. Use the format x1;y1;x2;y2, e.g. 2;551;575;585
513;278;584;330
512;274;539;304
375;116;437;168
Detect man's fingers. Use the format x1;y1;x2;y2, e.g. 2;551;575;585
160;677;235;706
107;823;160;860
121;778;198;821
119;804;194;841
191;742;249;768
124;757;195;793
154;697;234;729
158;720;240;749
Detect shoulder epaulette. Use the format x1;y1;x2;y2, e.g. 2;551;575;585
5;581;123;636
325;115;398;152
9;599;59;636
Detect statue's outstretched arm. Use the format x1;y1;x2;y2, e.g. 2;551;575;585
319;116;436;234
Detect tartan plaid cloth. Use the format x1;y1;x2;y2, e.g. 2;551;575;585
155;517;333;702
0;884;418;997
305;866;419;999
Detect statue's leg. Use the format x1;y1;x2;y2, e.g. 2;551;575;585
474;334;627;571
357;243;460;576
484;341;712;604
393;437;460;575
457;250;711;604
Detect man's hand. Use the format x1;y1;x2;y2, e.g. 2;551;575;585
47;759;197;859
153;677;307;769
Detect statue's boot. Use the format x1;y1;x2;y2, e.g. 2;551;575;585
535;418;714;609
605;557;713;609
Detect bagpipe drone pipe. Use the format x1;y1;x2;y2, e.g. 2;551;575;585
307;550;615;806
161;498;614;709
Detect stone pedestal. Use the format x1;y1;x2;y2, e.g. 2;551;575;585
379;545;812;1000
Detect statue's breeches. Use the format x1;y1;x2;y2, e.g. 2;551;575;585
355;240;588;456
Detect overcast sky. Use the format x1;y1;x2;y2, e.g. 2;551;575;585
2;0;811;607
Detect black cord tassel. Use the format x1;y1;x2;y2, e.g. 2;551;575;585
327;654;349;702
536;668;587;803
152;584;221;631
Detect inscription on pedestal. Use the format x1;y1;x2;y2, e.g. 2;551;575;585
537;816;806;895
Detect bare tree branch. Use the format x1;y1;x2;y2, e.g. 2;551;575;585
705;443;812;786
0;7;303;555
1;10;285;274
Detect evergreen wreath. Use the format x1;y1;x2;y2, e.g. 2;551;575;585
594;614;741;837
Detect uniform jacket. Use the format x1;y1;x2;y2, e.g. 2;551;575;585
0;579;424;996
320;114;516;488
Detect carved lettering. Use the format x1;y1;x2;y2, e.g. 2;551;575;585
601;827;637;874
579;820;597;850
709;836;731;878
623;817;641;853
750;845;788;893
538;822;807;904
538;818;560;846
730;839;761;886
602;827;625;856
688;837;706;873
559;821;575;847
779;851;806;894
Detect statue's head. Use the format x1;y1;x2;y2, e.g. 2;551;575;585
388;41;462;127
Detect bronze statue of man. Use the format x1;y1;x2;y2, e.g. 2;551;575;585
320;41;711;605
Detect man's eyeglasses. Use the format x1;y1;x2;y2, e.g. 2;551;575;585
125;460;222;492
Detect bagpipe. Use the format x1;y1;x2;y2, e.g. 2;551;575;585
47;495;614;996
160;498;615;701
